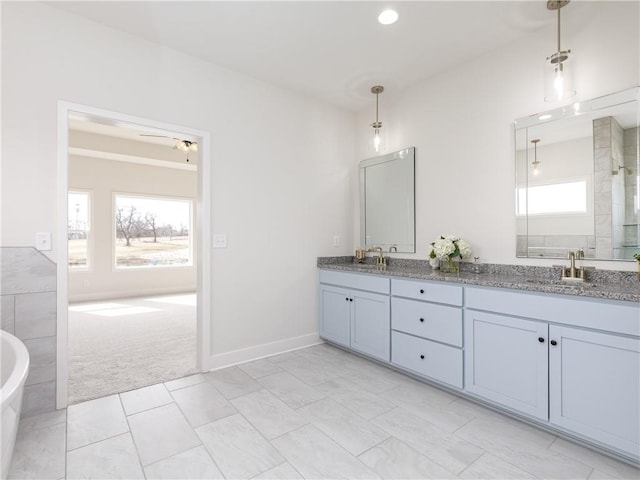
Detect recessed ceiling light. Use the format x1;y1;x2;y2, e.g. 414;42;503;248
378;9;398;25
538;114;552;120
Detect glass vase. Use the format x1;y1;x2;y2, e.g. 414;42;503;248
439;257;460;273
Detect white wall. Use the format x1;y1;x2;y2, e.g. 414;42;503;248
68;155;198;302
354;1;639;271
1;3;355;361
516;137;594;236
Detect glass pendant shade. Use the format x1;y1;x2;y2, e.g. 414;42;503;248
544;53;575;102
370;122;384;154
531;138;541;176
543;1;575;102
369;85;385;154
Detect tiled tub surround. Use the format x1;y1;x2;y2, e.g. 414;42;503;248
318;256;639;465
9;344;640;480
317;256;639;302
516;234;596;259
1;247;57;416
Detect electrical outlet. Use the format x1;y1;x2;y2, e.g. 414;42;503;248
333;235;340;247
35;232;52;251
213;234;227;248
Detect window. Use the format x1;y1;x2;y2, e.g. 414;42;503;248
68;191;91;270
114;194;193;268
517;180;588;216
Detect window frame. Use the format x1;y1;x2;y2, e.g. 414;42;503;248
516;177;591;217
68;189;93;272
112;192;194;270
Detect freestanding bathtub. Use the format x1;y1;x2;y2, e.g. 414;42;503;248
1;330;30;480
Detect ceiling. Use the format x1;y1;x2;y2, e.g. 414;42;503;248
69;114;199;169
48;1;597;112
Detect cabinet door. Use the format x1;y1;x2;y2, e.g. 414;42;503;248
319;284;351;347
351;290;390;361
549;325;640;458
465;310;549;420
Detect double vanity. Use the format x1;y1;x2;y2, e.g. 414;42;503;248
318;258;640;465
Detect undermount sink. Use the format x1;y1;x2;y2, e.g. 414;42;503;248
524;278;596;289
354;264;387;270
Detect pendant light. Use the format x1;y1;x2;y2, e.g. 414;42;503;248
370;85;385;154
544;0;575;102
531;139;541;175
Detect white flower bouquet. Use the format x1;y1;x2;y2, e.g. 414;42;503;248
428;235;472;272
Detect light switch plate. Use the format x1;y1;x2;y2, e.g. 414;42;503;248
213;233;227;248
36;232;52;251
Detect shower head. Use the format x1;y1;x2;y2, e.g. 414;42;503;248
614;165;634;175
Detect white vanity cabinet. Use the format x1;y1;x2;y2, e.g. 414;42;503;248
390;279;464;388
319;270;390;361
549;325;640;457
464;310;549;420
318;268;640;462
465;286;640;460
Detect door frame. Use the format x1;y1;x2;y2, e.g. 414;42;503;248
56;101;212;409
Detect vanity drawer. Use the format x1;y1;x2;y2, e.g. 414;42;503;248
391;278;462;306
392;331;462;388
392;298;462;347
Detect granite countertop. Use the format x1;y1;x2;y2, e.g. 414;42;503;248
318;257;640;303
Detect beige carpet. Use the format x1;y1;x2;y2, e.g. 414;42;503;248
68;293;198;405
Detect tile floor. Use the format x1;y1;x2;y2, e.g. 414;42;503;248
8;343;640;480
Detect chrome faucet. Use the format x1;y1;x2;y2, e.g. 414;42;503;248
389;244;398;253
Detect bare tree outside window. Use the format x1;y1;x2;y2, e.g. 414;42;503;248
144;212;159;243
115;206;143;247
115;195;192;268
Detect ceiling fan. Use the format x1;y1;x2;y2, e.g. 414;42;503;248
139;134;198;162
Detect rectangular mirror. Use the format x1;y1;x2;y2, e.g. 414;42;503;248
515;87;639;260
360;147;415;253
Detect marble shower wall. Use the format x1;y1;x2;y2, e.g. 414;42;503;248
622;127;639;259
593;116;617;259
610;118;625;258
1;247;57;416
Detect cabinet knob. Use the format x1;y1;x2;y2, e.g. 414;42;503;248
345;297;349;301
420;354;425;360
419;318;425;323
538;337;545;343
349;298;353;302
419;289;425;294
550;340;557;346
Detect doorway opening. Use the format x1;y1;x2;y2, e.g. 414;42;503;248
57;104;211;408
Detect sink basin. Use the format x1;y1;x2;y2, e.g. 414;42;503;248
524;279;596;289
353;264;387;271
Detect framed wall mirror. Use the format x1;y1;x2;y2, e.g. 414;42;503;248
360;147;415;253
515;87;639;261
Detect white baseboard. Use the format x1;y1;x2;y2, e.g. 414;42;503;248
206;333;322;371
